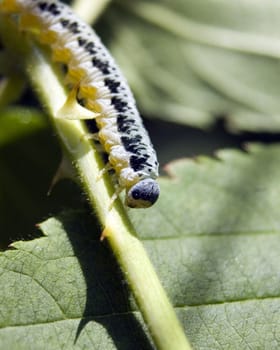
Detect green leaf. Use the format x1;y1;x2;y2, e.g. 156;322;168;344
1;143;280;349
103;0;280;132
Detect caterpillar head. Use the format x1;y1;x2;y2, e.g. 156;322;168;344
125;179;160;208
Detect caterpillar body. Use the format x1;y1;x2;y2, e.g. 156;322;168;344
0;0;160;208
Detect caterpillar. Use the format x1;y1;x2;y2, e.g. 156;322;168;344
0;0;160;208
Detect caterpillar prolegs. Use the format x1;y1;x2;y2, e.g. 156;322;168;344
0;0;160;208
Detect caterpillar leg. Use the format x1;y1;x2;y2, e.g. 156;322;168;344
56;85;98;120
96;162;113;181
79;132;106;156
82;132;99;141
109;186;124;209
